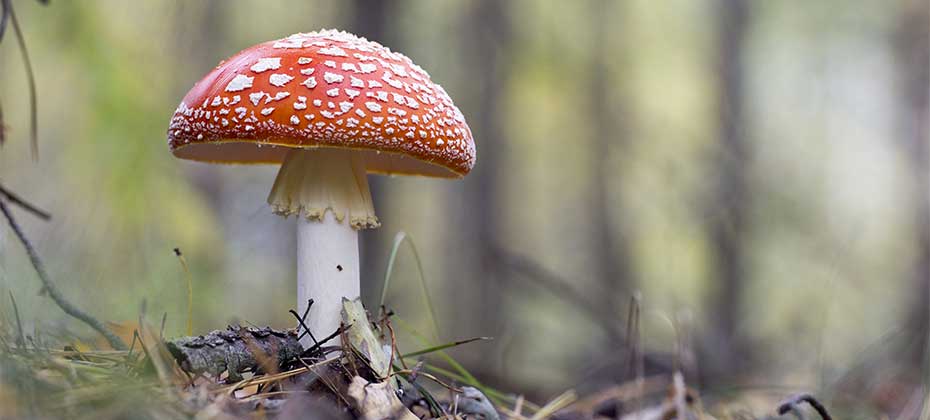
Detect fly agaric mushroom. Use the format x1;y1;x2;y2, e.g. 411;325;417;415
167;30;474;346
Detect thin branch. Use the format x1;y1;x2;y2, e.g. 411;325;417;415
8;291;25;348
0;198;126;350
0;183;50;220
0;0;9;42
289;303;318;345
777;394;832;420
0;100;5;146
491;246;625;345
7;1;39;159
300;323;348;358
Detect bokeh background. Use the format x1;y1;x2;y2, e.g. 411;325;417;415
1;0;928;412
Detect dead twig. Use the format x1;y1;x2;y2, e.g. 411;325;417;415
0;197;127;350
492;246;624;345
288;301;319;345
0;183;50;220
8;291;25;348
0;101;5;146
391;369;462;393
777;393;832;420
301;323;348;358
5;0;40;159
0;0;9;41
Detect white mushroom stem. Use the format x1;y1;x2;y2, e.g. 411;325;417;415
296;212;359;347
268;148;379;347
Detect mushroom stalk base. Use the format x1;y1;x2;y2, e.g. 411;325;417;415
296;211;359;348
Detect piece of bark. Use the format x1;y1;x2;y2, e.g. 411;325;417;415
167;326;303;381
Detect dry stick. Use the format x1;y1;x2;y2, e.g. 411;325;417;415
0;101;5;146
300;324;348;358
625;294;644;415
777;394;832;420
0;0;9;41
7;0;39;160
495;247;674;379
492;247;625;345
0;198;127;350
8;291;25;348
0;184;50;220
391;369;462;393
289;302;319;345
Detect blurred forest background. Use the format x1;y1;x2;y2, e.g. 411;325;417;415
1;0;928;412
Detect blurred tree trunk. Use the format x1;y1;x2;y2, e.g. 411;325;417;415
460;0;510;339
588;0;635;314
895;0;930;368
349;0;395;300
703;0;751;382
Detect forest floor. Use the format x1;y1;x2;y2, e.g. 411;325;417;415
0;295;846;420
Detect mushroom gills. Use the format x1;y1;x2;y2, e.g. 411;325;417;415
268;148;380;229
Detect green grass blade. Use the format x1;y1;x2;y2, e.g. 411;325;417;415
400;336;492;359
379;232;441;342
394;317;480;386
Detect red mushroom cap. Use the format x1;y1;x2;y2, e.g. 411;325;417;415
167;30;475;178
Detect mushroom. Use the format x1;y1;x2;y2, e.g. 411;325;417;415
166;30;475;346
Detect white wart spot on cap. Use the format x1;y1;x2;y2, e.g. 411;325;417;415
273;37;304;49
319;46;348;57
323;72;345;84
269;73;295;87
225;74;254;92
301;77;318;89
250;57;282;73
266;92;290;103
249;92;267;106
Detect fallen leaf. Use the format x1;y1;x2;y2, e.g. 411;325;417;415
347;376;418;420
